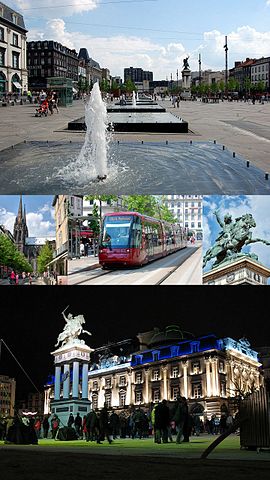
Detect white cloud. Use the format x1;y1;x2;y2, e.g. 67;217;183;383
13;1;99;18
27;19;189;78
26;212;55;237
0;208;16;233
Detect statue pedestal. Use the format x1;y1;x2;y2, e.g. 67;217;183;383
182;68;191;91
203;257;270;285
50;342;94;427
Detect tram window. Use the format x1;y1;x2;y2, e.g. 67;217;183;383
101;216;133;248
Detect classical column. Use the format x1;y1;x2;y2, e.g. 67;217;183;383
55;365;61;401
162;366;168;400
82;363;89;399
63;363;70;399
144;370;149;403
126;371;132;405
182;361;188;398
205;358;212;397
72;361;80;398
211;358;218;396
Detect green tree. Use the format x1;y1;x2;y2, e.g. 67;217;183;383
37;241;53;274
210;82;219;95
218;80;225;93
88;203;101;237
256;80;265;93
227;78;239;92
124;78;136;94
122;195;157;217
243;77;251;94
0;235;32;272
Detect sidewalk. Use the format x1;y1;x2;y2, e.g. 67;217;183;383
68;256;100;275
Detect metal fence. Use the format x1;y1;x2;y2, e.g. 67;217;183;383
240;386;270;449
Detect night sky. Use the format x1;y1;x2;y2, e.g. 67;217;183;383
0;286;269;400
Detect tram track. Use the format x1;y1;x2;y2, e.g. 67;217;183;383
69;247;200;286
154;247;199;285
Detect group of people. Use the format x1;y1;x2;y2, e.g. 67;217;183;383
35;90;59;116
1;403;236;445
9;270;33;285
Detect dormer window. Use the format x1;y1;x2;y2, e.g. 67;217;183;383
190;341;200;353
152;350;160;362
12;14;18;25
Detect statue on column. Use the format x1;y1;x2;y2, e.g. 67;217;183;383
183;56;190;69
55;307;92;347
203;211;270;269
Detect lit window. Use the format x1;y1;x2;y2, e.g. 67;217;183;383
135;391;142;403
0;27;4;42
153;389;160;402
135;372;142;384
192;383;202;398
105;378;111;388
221;382;226;397
172;366;179;378
153;370;159;381
172;387;179;400
104;392;111;407
192;362;200;374
119;390;126;407
92;381;98;390
219;361;225;373
119;376;126;387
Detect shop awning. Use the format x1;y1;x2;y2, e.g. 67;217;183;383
13;82;22;89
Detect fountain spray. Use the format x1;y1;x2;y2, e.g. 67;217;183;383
132;91;137;108
78;81;108;181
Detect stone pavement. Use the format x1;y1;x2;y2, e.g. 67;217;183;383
1;99;270;172
68;255;100;275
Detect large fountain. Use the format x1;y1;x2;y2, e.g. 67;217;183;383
78;82;108;180
132;91;137;108
1;83;270;194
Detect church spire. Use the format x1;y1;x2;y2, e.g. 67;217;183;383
17;194;23;222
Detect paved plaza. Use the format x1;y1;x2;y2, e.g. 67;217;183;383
1;99;270;173
1;436;269;480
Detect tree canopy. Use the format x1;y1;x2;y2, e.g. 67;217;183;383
37;241;54;274
0;235;32;272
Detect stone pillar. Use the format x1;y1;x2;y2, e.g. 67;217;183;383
82;363;89;400
211;358;218;396
144;370;149;403
63;364;70;399
72;361;80;399
127;371;132;405
182;361;188;398
205;358;212;397
55;365;61;400
162;366;168;400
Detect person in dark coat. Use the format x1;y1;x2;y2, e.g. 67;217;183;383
42;416;49;439
173;396;188;444
154;399;170;443
74;413;82;438
99;404;112;444
67;414;75;428
110;411;120;439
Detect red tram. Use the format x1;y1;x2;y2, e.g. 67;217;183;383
99;212;187;268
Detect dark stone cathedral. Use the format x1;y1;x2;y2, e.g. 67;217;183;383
13;196;56;271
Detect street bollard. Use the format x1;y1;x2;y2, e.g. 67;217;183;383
265;173;269;180
247;161;250;168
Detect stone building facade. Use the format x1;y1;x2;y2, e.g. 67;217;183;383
0;374;16;417
44;329;262;419
0;1;28;94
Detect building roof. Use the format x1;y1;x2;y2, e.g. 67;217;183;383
0;2;27;31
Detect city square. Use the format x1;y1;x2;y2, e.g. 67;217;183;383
1;288;270;479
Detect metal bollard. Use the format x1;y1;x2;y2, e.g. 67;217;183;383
247;161;250;168
265;172;269;180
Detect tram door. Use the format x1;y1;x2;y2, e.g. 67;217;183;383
145;223;154;259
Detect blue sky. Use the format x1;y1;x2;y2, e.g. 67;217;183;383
7;0;270;79
203;196;270;279
0;195;55;237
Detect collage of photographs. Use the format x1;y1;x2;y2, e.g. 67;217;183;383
0;1;270;479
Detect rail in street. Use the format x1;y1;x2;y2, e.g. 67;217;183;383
68;245;202;286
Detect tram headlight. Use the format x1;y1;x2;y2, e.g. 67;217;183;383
126;249;130;253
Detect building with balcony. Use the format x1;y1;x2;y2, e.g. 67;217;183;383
251;57;270;92
0;374;16;417
0;1;28;94
229;58;257;93
163;195;203;239
51;195;83;275
44;326;262;419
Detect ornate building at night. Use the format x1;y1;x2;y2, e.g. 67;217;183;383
44;326;262;419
